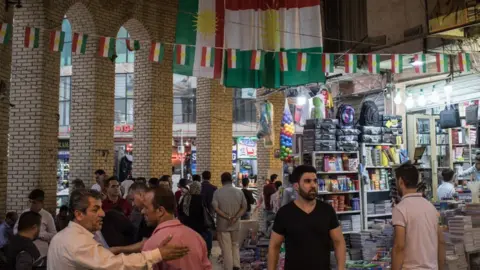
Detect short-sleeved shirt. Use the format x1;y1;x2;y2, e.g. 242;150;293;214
101;197;132;217
211;184;247;232
273;200;339;270
392;193;439;270
437;182;455;200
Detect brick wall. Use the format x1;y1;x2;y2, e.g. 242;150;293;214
0;7;13;218
196;79;233;187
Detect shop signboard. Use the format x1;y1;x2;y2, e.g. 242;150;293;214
191;146;197;175
236;137;257;159
232;145;237;167
428;0;480;34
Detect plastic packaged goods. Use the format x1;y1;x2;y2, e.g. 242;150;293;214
360;135;382;143
256;101;274;147
337;135;359;142
336;128;361;136
360;126;383;135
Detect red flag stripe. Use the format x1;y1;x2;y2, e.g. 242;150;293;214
201;46;207;67
368;55;373;73
345;54;350;73
214;0;225;78
72;33;79;52
227;49;232;68
24;27;31;47
250;51;256;69
296;53;301;70
176;44;182;64
148;41;156;61
414;54;419;73
49;31;56;51
98;37;106;56
436;54;441;71
459;53;464;72
226;0;320;10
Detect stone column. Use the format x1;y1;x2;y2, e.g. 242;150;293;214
0;6;14;216
196;79;233;186
8;0;60;213
67;4;115;186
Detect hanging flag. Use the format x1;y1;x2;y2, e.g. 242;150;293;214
414;54;427;73
24;27;40;48
458;53;472;72
0;23;12;45
98;37;115;58
250;50;264;70
368;54;381;74
126;39;140;51
174;44;187;65
227;49;237;69
436;53;448;73
200;46;215;67
221;0;325;88
174;0;223;79
297;52;308;72
280;52;289;72
391;54;403;73
148;42;164;63
322;53;334;73
344;54;357;73
72;33;88;54
49;30;65;52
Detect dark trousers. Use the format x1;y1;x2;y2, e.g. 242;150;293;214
201;230;213;255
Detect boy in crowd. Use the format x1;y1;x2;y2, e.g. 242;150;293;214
437;169;456;200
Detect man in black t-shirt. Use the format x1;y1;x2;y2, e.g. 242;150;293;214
267;165;346;270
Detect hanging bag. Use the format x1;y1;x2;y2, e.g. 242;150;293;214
336;104;355;128
439;105;461;129
202;199;216;230
466;104;479;125
359;101;381;127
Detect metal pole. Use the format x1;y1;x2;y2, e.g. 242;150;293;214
180;129;184;178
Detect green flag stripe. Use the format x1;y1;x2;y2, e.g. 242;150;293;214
108;38;115;57
33;28;40;48
4;24;12;44
80;35;88;54
174;0;199;76
58;31;65;52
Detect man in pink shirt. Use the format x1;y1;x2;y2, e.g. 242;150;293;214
142;187;212;270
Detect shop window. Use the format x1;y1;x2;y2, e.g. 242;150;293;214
115;73;134;124
233;89;256;123
116;27;135;64
173;95;196;124
60;18;72;67
59;76;71;127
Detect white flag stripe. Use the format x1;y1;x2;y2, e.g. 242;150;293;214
0;24;7;44
192;0;215;77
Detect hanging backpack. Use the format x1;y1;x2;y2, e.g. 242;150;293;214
337;104;355;128
359;101;381;127
466;104;479;125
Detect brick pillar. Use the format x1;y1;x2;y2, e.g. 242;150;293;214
8;1;60;213
196;79;233;186
130;17;175;178
256;91;284;232
0;7;13;217
67;5;115;186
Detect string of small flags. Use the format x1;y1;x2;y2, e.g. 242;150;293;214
0;23;474;74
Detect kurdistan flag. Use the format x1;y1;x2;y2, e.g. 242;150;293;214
222;0;325;88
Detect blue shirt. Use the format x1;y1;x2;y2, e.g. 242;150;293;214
0;222;13;248
458;166;480;181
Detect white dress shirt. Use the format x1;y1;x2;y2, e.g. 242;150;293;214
437;182;456;200
47;221;162;270
14;208;57;257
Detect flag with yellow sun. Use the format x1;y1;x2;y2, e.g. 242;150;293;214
174;0;325;88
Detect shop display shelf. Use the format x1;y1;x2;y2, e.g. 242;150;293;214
342;231;360;234
336;210;361;215
366;189;390;193
362;143;394;146
453;144;470;147
367;213;392;218
318;190;359;195
365;166;392;169
317;171;358;174
313;151;358;154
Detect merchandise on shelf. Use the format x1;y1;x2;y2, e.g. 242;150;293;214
280;100;295;162
257;101;274;147
303;119;338;152
315;153;359;172
318;176;358;193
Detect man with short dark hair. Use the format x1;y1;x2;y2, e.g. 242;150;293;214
192;174;201;182
159;175;172;190
129;182;154;242
438;168;456;200
241;177;255;220
102;176;132;217
7;211;45;269
256;174;278;233
148;178;160;188
142;187;211;269
47;189;189;269
92;169;106;192
268;165;346;270
212;172;247;270
0;212;17;249
391;162;444;270
14;189;56;258
200;171;217;257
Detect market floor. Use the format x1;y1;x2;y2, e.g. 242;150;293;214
211;241;223;270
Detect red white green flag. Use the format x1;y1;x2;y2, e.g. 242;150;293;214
227;49;238;69
414;54;427;73
148;42;164;63
391;54;403;73
72;33;88;54
368;54;381;74
200;46;215;67
24;27;40;48
297;52;308;72
0;23;12;45
49;30;65;52
322;53;334;73
344;54;357;73
280;52;289;72
98;37;115;58
458;53;472;72
126;39;140;51
436;53;448;73
250;50;264;70
174;44;188;65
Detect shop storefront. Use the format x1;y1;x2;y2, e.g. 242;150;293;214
234;137;258;179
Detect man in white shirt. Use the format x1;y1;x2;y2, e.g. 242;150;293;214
14;189;56;257
92;169;106;192
438;169;456;200
47;189;189;270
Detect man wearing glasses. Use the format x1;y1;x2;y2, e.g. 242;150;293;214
14;189;57;258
